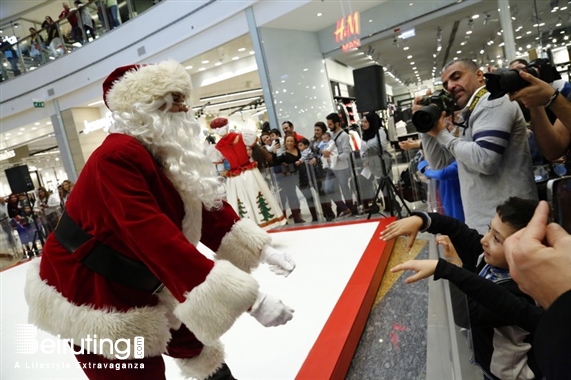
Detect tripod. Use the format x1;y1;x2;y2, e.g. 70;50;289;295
367;121;411;220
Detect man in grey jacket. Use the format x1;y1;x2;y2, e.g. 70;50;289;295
416;58;537;234
324;113;357;217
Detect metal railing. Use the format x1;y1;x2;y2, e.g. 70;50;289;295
0;0;152;83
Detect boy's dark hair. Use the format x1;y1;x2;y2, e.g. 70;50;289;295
326;113;341;124
509;58;528;67
269;128;282;137
298;138;310;147
496;197;539;231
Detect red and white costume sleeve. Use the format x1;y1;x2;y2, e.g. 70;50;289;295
24;133;271;379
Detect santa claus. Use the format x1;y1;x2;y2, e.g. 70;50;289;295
208;117;285;230
24;60;295;380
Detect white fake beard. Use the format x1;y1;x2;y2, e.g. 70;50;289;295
112;108;224;210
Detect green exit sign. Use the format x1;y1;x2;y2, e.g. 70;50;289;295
33;101;45;108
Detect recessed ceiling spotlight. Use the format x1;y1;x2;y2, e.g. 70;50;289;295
31;127;37;130
34;122;40;125
47;121;52;125
232;56;239;60
20;128;25;131
472;14;480;19
249;51;255;55
317;12;322;16
407;55;413;59
456;50;462;54
403;46;409;50
410;62;415;65
214;62;222;66
238;47;246;51
184;65;193;70
198;67;206;71
201;60;209;64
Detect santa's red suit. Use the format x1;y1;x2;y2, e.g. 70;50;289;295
25;61;294;380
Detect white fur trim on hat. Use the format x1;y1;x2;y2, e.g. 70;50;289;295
216;218;272;273
173;260;258;346
106;59;191;113
175;340;225;380
24;260;173;360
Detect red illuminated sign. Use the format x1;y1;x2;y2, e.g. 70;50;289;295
334;11;361;52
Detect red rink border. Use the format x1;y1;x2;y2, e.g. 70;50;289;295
295;217;396;380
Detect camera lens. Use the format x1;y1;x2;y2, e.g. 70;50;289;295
412;104;442;133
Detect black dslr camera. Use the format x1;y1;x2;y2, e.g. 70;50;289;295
484;58;561;100
412;90;456;133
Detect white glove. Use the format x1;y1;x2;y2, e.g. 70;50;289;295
261;244;296;277
248;292;294;327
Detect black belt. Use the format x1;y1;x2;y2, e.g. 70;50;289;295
54;210;164;294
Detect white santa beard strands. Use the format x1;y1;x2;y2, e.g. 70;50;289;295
112;107;224;210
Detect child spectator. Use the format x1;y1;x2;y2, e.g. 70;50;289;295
270;128;285;155
295;138;313;166
384;197;542;380
318;131;337;169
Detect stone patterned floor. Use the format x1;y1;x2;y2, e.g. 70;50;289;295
347;237;429;380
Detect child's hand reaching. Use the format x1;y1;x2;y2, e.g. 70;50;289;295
390;259;439;284
435;235;463;267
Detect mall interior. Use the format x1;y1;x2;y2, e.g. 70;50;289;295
0;0;570;379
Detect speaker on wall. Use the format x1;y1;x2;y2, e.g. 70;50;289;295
4;165;35;194
352;65;387;112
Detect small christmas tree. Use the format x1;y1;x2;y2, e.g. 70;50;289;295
237;198;247;218
256;192;275;222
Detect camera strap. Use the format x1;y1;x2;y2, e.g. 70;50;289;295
456;87;488;133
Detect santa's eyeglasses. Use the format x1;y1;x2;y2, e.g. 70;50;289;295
169;92;187;106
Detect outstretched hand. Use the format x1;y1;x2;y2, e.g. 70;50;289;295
261;245;296;277
390;259;439;284
381;215;424;251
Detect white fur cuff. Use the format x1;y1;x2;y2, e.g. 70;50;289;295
216;218;272;273
175;340;225;380
173;260;258;346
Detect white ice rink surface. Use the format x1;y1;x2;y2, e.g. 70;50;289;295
1;222;379;380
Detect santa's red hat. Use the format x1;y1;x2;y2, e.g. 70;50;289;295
210;117;229;129
102;60;191;112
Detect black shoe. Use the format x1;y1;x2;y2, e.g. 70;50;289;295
206;363;237;380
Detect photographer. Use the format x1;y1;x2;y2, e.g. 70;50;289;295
415;58;537;234
508;69;571;169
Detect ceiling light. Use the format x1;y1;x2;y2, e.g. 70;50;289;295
400;28;415;39
407;55;413;59
410;62;415;65
184;65;193;70
238;47;246;51
317;12;322;17
20;128;25;131
198;67;206;71
249;51;255;55
31;127;37;130
471;14;479;19
201;60;209;64
47;121;52;125
232;56;239;60
214;62;222;66
460;41;466;45
466;30;472;35
34;122;40;125
456;50;462;54
403;46;409;50
412;67;417;69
